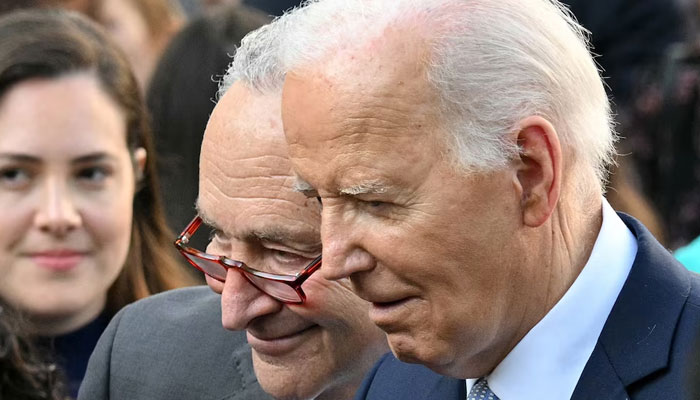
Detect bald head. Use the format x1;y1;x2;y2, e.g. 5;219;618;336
197;82;387;400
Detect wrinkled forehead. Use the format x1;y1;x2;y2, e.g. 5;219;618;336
280;39;446;193
198;83;319;230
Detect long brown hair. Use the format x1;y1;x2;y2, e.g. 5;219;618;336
0;299;66;400
0;9;197;315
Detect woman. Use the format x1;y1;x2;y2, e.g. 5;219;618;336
0;9;196;397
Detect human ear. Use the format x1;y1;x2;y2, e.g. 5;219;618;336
133;147;147;183
513;116;561;227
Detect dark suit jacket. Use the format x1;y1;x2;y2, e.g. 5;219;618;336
355;214;700;399
77;286;272;400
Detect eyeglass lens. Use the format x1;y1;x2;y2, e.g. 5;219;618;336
182;250;303;302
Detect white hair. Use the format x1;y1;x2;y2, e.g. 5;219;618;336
276;0;617;190
217;16;288;98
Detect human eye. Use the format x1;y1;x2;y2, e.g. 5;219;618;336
262;244;317;274
271;249;308;265
358;198;391;211
75;165;112;187
0;166;32;190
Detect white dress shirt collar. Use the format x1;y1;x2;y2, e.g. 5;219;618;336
466;199;637;399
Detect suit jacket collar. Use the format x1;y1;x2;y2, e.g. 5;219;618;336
572;213;691;399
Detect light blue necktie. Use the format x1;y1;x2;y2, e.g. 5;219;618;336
467;379;501;400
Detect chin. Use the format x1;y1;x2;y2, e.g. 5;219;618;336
253;356;318;400
389;333;454;369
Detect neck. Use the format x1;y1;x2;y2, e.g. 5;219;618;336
314;376;365;400
29;294;106;336
483;194;603;375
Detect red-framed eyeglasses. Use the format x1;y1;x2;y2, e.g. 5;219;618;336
174;216;322;304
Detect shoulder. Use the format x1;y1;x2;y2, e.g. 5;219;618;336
581;214;700;398
86;286;267;400
355;352;464;400
119;285;222;326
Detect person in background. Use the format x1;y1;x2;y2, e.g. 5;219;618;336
96;0;184;92
0;9;196;397
147;3;269;248
0;298;66;400
79;21;388;399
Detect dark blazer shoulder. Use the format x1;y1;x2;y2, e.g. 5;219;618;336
79;286;271;400
573;214;700;399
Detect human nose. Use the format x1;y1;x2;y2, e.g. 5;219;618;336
320;205;374;281
33;178;81;236
219;267;283;331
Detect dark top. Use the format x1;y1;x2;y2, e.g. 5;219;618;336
40;313;110;398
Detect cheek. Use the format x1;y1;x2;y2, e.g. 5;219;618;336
0;198;32;255
79;183;135;275
296;277;380;342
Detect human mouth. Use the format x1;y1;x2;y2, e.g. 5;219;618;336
368;297;418;330
29;250;86;271
247;325;320;356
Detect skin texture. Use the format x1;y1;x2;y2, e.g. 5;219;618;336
0;73;144;336
198;83;387;400
281;30;601;378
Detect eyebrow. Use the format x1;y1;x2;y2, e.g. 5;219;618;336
292;175;319;197
0;152;116;164
244;226;322;253
339;180;390;196
71;152;117;164
245;228;296;246
194;200;225;232
0;153;40;163
293;175;393;197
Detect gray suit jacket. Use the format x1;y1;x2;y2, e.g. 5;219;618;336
78;286;272;400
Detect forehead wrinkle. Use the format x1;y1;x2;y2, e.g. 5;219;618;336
327;93;433;143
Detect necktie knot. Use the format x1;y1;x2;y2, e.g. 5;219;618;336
467;379;500;400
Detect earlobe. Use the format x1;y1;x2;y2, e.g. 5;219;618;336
514;116;561;227
133;147;147;182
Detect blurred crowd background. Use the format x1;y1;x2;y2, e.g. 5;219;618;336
2;0;698;256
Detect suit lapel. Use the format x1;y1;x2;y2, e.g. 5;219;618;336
571;342;628;400
572;214;691;399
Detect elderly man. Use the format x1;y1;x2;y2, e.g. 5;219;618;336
77;35;387;399
265;0;700;399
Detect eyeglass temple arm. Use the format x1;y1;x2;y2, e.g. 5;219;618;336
178;216;203;244
294;255;323;286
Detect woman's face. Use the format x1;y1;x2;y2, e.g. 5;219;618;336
0;72;143;335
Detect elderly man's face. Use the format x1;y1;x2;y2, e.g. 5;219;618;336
198;83;387;399
281;37;536;377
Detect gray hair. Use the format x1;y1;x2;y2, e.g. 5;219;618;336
276;0;616;190
217;14;289;98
